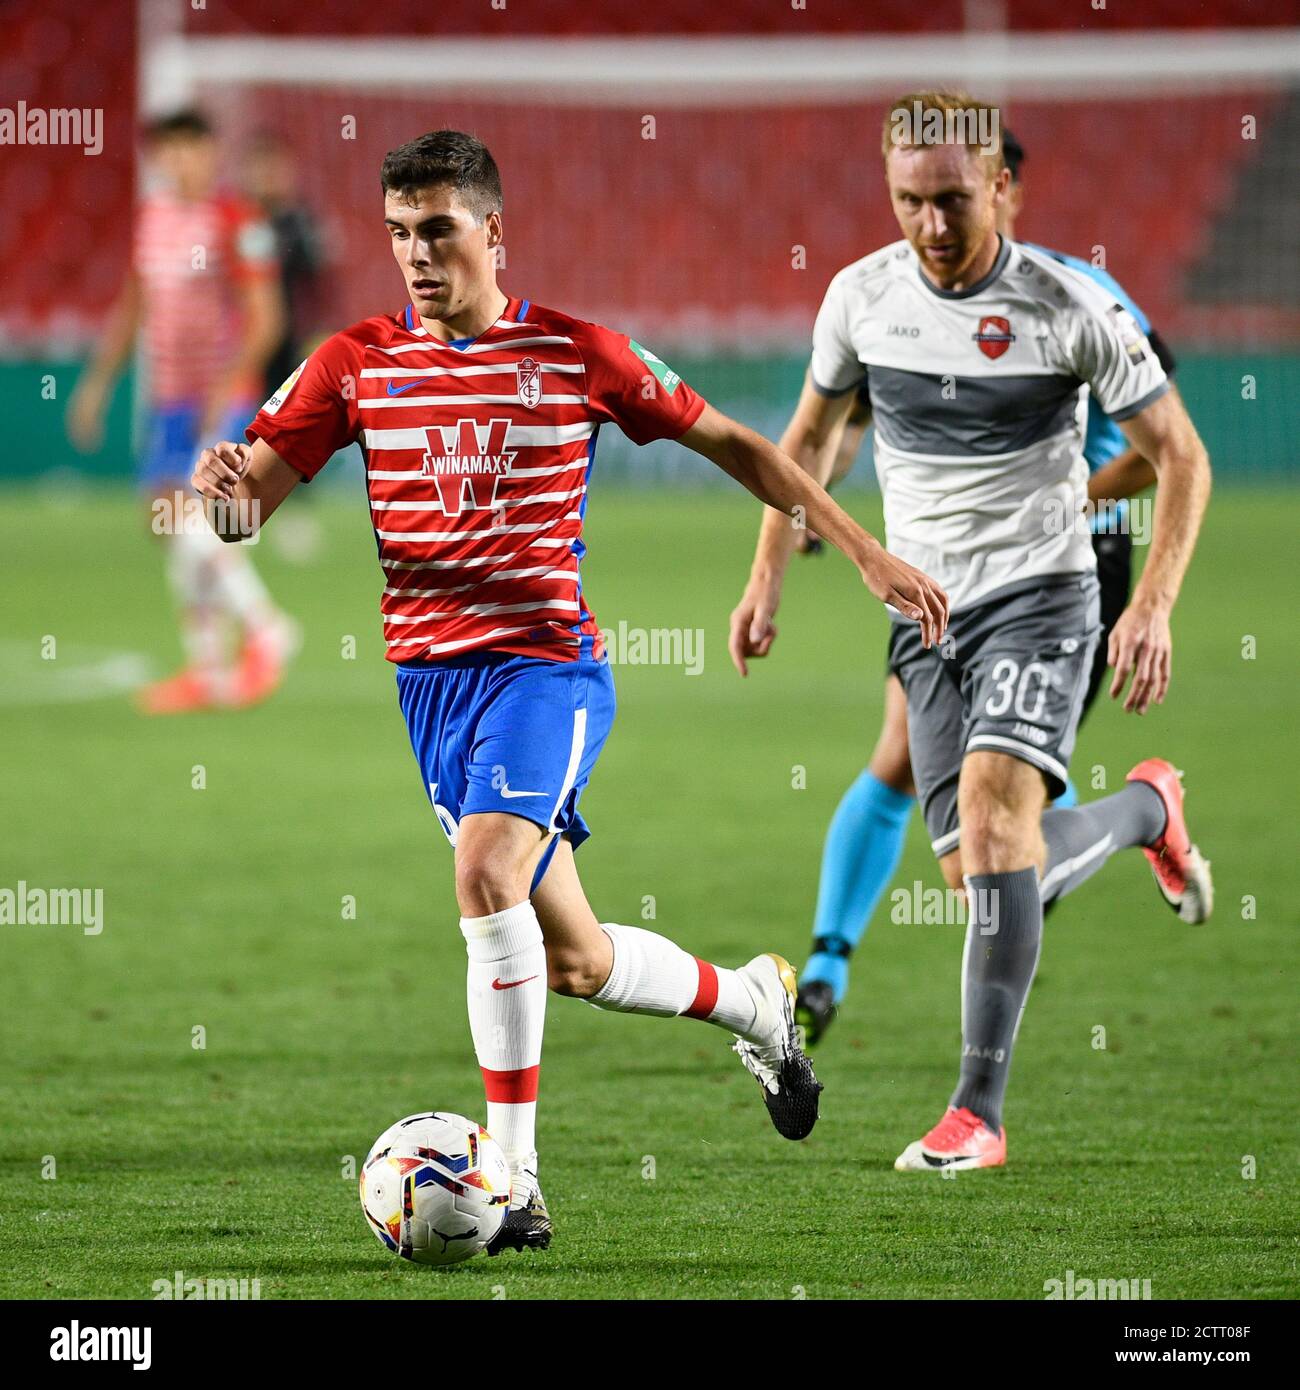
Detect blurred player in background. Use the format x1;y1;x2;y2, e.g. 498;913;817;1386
244;129;332;563
191;129;949;1253
68;109;297;713
244;129;331;397
731;93;1212;1171
789;128;1179;1048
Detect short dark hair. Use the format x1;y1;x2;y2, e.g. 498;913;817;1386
1001;128;1025;183
380;129;502;220
145;108;213;143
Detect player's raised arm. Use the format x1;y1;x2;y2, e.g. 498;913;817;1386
1108;388;1211;713
678;400;949;669
192;436;302;541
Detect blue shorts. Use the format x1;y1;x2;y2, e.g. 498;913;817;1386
140;400;256;487
396;641;617;888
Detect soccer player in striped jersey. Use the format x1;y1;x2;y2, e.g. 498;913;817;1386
191;130;949;1251
69;109;296;713
730;93;1213;1171
787;130;1181;1048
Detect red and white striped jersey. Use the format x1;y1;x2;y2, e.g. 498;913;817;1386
134;190;277;404
246;296;705;664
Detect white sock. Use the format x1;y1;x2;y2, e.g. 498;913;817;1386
461;902;547;1177
590;922;757;1036
166;529;226;676
209;542;277;635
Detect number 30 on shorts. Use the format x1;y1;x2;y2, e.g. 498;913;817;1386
984;658;1052;721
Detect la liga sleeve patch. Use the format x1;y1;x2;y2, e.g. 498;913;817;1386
261;360;307;416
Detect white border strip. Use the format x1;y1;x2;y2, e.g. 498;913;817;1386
966;734;1069;787
549;707;589;834
1040;831;1114;902
143;31;1300;110
932;827;963;858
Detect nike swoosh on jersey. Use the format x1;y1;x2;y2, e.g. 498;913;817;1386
385;377;435;396
499;786;546;798
492;975;539;991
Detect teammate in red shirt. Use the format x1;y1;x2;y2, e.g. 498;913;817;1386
69;109;296;713
193;130;947;1254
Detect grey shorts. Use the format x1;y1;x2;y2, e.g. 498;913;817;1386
888;574;1101;859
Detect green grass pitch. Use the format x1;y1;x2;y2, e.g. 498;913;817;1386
0;482;1295;1300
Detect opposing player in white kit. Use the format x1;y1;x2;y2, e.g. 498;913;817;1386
787;128;1184;1048
731;92;1214;1170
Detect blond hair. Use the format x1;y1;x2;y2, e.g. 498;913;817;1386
882;91;1003;175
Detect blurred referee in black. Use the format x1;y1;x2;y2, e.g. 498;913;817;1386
243;130;332;560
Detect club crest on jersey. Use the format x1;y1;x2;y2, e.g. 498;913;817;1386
516;356;542;409
420;418;516;516
973;316;1015;360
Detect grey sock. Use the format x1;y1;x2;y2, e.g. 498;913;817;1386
949;867;1041;1134
1040;782;1166;906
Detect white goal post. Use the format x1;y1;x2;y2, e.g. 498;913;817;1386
142;23;1300;114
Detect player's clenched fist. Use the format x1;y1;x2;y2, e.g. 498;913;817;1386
858;541;949;651
192;440;252;501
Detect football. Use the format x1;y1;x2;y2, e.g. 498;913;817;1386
359;1112;511;1265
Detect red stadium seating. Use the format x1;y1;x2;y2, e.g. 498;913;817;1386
1;0;1294;351
171;0;1297;37
191;89;1288;347
0;0;136;347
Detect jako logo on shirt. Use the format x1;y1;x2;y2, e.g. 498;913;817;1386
420;418;516;516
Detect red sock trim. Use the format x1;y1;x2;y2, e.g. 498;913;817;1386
480;1064;540;1104
684;957;720;1020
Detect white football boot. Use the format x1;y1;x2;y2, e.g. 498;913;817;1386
485;1156;552;1255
